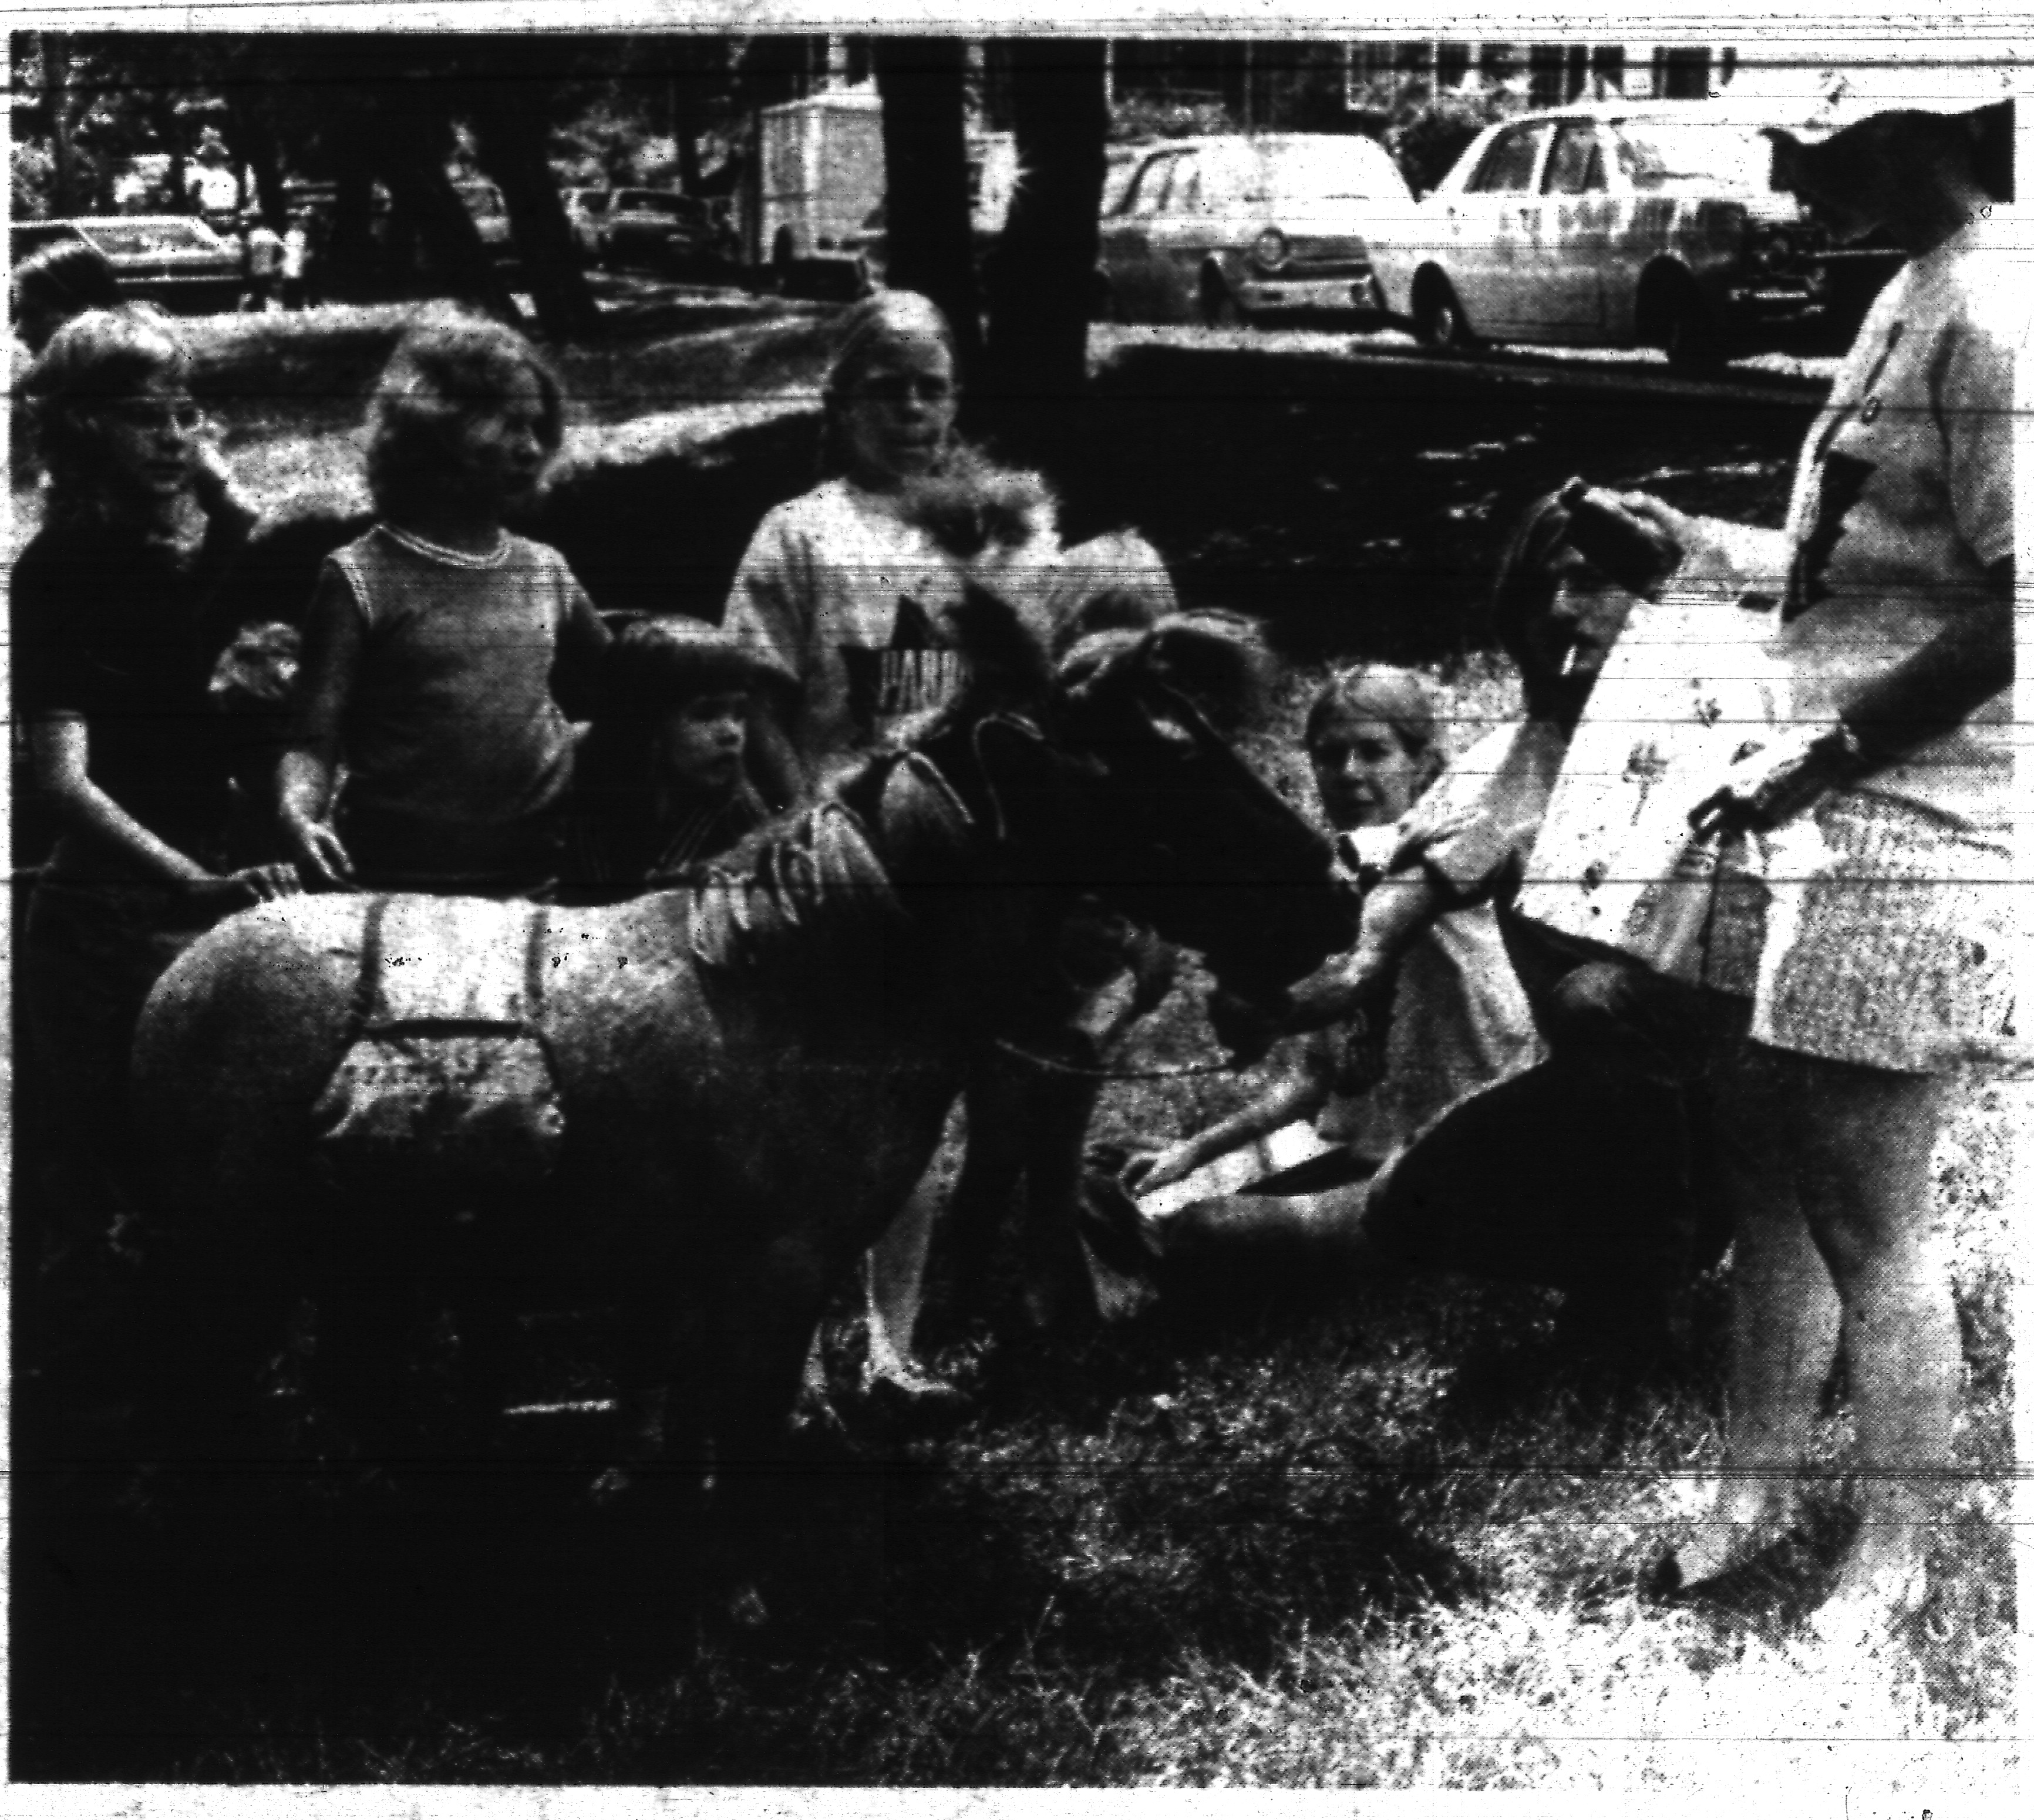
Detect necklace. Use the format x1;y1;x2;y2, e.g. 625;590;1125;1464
376;521;511;568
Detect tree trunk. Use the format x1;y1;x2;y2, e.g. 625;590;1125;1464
43;34;79;216
467;86;603;343
225;96;288;227
874;36;981;383
324;108;380;302
980;39;1109;463
367;92;523;327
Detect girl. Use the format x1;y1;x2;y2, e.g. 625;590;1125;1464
12;308;295;1334
565;615;774;898
722;289;1059;806
1123;665;1540;1268
279;314;610;896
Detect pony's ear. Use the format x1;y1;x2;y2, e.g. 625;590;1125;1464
940;578;1056;709
1137;611;1269;736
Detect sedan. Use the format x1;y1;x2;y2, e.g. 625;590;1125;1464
1096;133;1416;326
600;190;715;275
1369;100;1833;365
11;215;242;315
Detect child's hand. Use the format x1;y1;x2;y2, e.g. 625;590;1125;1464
282;811;355;889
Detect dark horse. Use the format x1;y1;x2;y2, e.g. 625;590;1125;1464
129;585;1349;1563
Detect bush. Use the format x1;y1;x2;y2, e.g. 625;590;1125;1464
1381;89;1517;198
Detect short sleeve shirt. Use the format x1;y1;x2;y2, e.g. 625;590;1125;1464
11;507;253;868
722;477;1060;766
321;526;591;828
1776;215;2018;825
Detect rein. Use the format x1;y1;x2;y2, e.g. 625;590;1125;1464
990;1037;1241;1082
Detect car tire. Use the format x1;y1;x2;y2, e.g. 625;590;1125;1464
1199;270;1247;329
1656;281;1724;372
1412;271;1474;352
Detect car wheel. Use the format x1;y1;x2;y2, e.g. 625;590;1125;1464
1656;281;1723;371
1199;270;1247;329
1413;271;1473;352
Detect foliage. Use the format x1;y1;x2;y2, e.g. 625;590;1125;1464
1365;85;1520;198
1108;93;1237;144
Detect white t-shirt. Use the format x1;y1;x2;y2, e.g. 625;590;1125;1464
1315;896;1541;1161
722;476;1059;766
1774;215;2018;827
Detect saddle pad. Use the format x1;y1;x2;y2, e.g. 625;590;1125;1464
311;894;563;1199
312;1031;564;1199
367;894;538;1026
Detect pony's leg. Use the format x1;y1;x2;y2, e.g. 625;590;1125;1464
1012;1061;1106;1333
861;1167;946;1393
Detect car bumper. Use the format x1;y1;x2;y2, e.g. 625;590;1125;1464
1236;272;1385;315
1716;281;1826;326
119;274;246;315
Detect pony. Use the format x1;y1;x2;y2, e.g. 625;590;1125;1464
127;581;1351;1590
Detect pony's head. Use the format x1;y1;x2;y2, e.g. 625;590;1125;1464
922;573;1351;1009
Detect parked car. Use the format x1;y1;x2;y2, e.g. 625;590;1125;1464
561;187;612;263
9;214;243;315
1368;100;1836;365
601;189;716;274
1095;133;1416;326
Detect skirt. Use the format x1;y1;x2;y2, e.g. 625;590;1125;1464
1749;787;2013;1076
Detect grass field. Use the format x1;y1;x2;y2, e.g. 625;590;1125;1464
8;311;2015;1789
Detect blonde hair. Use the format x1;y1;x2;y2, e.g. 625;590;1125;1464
819;289;958;477
22;306;191;526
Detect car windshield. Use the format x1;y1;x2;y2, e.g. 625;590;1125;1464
1253;139;1402;201
1615;123;1777;193
79;220;221;257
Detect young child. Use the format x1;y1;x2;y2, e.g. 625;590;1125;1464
564;615;774;899
279;314;610;896
722;289;1059;808
1125;665;1540;1228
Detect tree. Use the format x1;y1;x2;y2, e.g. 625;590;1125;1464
979;39;1109;461
875;36;981;381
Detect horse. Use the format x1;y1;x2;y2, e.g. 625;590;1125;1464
127;584;1351;1579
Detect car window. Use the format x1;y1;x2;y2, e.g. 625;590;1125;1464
1166;153;1204;214
1544;124;1606;196
1121;153;1178;217
1615;123;1777;194
1467;124;1550;194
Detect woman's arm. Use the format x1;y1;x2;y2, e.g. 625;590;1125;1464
1693;561;2013;833
277;564;363;887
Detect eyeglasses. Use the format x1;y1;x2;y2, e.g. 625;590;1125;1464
96;397;204;434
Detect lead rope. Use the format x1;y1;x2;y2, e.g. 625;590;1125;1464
990;1036;1241;1081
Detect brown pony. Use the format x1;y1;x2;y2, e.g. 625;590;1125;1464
129;583;1348;1581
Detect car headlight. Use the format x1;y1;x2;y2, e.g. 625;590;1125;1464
1252;228;1289;272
